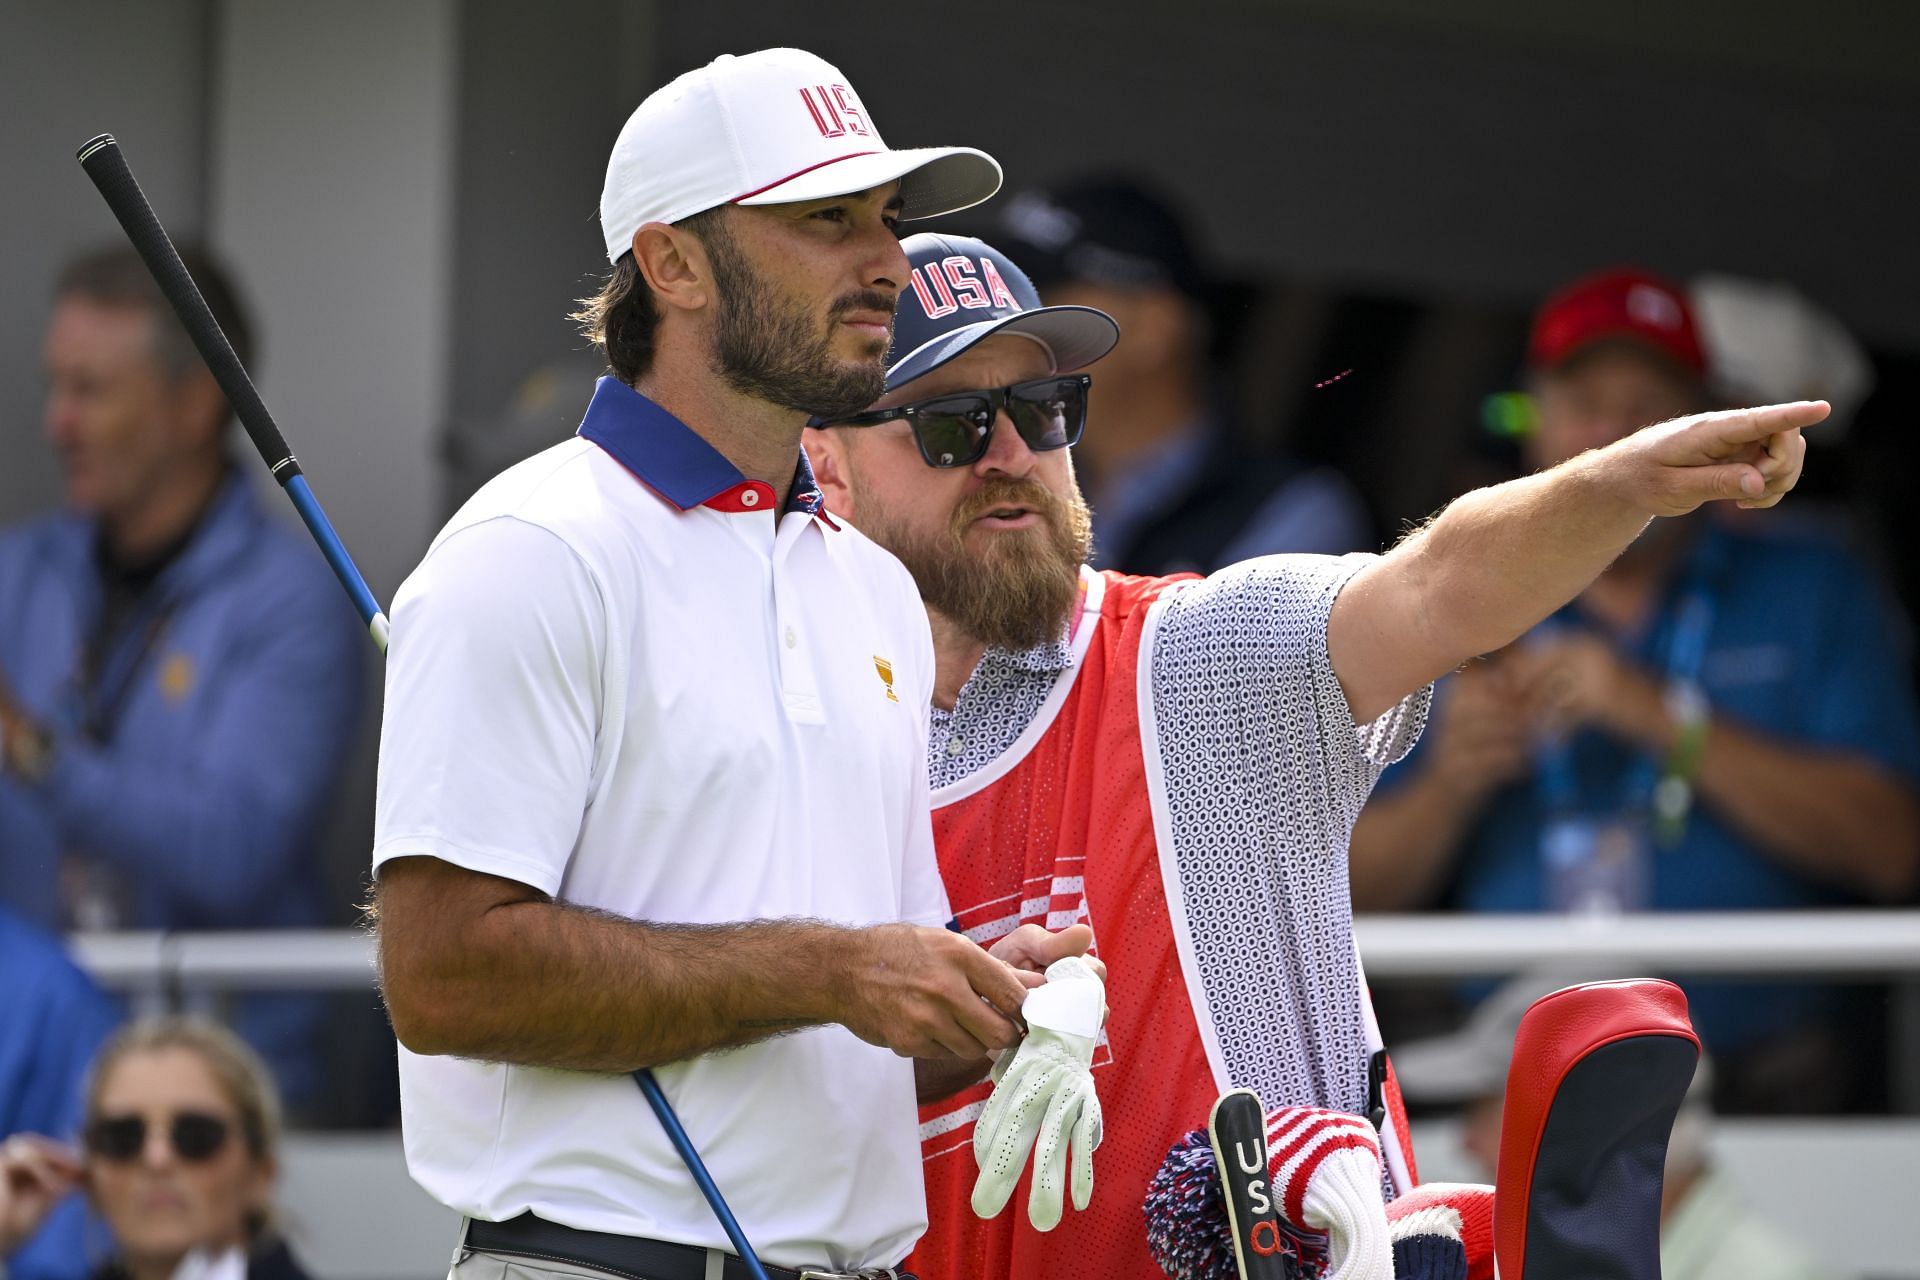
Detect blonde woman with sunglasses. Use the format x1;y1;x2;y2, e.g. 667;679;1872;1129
1;1017;308;1280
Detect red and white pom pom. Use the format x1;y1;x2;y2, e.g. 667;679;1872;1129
1386;1183;1495;1280
1264;1107;1391;1280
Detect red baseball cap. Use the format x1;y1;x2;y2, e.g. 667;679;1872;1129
1527;267;1706;376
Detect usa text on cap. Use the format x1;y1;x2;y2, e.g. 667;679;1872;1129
883;233;1120;392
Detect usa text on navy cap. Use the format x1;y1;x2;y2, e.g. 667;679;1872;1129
886;233;1120;392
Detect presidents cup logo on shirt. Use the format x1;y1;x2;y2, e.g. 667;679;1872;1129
873;655;900;703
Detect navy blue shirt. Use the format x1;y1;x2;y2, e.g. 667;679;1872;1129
1380;521;1920;1051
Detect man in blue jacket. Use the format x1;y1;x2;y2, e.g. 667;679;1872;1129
0;246;363;1106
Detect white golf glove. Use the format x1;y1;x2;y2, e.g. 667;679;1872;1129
970;955;1106;1232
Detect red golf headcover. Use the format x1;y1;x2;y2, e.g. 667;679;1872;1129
1493;979;1699;1280
1386;1183;1493;1280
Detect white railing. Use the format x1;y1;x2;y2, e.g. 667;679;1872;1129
1353;909;1920;977
65;910;1920;991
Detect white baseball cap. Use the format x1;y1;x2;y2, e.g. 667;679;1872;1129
599;48;1003;263
1690;273;1875;438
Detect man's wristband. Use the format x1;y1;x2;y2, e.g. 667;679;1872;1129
1662;679;1711;780
1652;679;1710;845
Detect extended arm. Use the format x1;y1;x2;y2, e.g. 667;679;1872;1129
1329;402;1823;722
376;855;1031;1071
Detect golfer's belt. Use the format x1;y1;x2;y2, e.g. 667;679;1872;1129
463;1213;913;1280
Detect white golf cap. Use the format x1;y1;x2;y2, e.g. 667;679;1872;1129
1690;273;1875;438
599;48;1003;262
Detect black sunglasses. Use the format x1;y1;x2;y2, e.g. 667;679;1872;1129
85;1112;232;1163
825;374;1091;468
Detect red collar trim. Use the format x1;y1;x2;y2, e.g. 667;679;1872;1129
702;480;777;513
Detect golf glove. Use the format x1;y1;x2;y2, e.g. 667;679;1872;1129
971;955;1106;1231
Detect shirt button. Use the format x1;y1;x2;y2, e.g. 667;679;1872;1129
946;737;965;757
741;489;760;507
784;627;797;649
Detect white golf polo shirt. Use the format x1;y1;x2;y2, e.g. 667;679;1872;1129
372;377;948;1270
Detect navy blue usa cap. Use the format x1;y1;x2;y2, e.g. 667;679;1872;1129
885;233;1119;392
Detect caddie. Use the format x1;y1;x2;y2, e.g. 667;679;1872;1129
804;232;1822;1279
371;50;1091;1280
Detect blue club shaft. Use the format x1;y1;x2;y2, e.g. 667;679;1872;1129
283;474;388;651
633;1069;773;1280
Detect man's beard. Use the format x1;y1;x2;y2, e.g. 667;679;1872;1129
703;226;890;421
851;464;1094;652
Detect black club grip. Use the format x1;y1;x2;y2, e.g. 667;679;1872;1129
75;133;301;483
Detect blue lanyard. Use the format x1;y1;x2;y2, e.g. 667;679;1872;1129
1535;539;1721;815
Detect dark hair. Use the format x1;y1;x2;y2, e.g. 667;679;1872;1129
572;207;726;384
55;243;256;379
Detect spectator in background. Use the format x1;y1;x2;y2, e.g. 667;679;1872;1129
0;246;365;1108
1394;975;1836;1280
1690;274;1878;546
0;1016;310;1280
1690;275;1875;443
1349;268;1920;1110
991;175;1371;572
1;907;121;1280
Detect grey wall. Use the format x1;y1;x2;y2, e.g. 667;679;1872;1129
0;0;212;524
204;1;460;924
209;0;459;605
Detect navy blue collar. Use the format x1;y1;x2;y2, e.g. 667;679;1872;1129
576;376;825;517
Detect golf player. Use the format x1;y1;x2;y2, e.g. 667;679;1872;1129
372;50;1090;1279
803;233;1822;1279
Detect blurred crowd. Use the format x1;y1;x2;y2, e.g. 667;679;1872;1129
3;173;1916;1277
